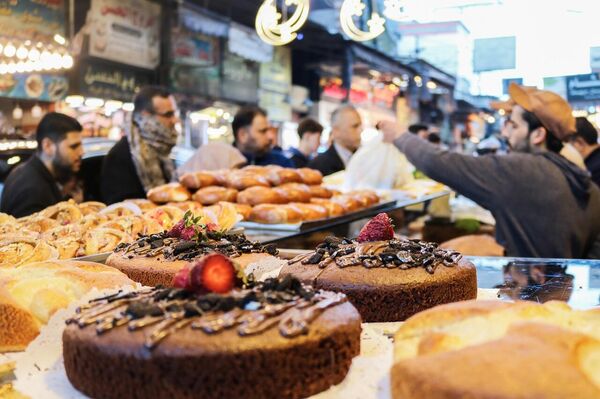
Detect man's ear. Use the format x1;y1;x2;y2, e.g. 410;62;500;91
530;126;547;146
40;137;56;158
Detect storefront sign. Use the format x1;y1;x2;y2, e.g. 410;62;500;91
259;47;292;94
169;64;220;98
259;90;291;122
566;73;600;102
0;0;65;42
76;61;153;101
179;4;229;38
0;73;68;101
228;23;273;64
543;76;567;99
172;28;220;67
222;51;259;103
88;0;161;70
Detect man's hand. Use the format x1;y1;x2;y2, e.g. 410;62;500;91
377;120;407;143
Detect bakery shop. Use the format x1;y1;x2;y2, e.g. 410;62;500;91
1;1;600;398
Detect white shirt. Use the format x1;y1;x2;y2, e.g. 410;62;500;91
333;142;354;167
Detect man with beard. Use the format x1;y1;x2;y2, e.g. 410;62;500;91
308;105;362;176
232;106;293;167
378;83;600;259
101;86;180;204
1;112;83;217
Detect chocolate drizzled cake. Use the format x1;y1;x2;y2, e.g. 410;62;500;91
281;236;477;322
106;232;280;286
62;276;361;399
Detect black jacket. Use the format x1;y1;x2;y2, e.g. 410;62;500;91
585;147;600;188
307;145;345;176
0;155;64;217
101;137;146;204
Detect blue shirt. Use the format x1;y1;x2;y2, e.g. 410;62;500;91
243;149;294;168
285;147;310;168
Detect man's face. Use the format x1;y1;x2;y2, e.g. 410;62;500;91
333;109;362;152
45;131;83;183
151;95;180;130
503;105;533;153
238;113;272;155
303;132;322;154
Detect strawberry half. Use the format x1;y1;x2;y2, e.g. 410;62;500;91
189;253;236;294
167;219;185;238
172;263;193;290
357;213;395;243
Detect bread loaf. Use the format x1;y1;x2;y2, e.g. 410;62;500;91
0;260;133;352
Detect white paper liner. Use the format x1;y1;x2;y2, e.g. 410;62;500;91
13;288;500;399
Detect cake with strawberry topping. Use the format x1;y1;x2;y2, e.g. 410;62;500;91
280;213;477;322
63;254;362;399
106;211;283;286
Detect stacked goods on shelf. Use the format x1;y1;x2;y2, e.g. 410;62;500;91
0;200;244;260
146;165;381;224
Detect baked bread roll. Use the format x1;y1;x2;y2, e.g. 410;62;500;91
297;168;323;185
266;167;302;185
147;183;192;204
308;185;333;199
167;201;203;214
0;236;58;268
273;183;312;203
42;224;85;259
0;213;15;225
310;198;346;217
0;260;133;352
237;186;285;206
391;300;600;399
192;186;239;205
349;190;379;207
17;215;59;233
39;200;83;224
124;199;157;212
226;171;271;190
179;171;220;190
330;195;361;212
77;201;106;215
82;227;130;256
249;204;304;224
143;206;185;230
218;202;253;220
287;202;328;221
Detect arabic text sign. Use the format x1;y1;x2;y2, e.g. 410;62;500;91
78;60;152;101
88;0;161;70
0;0;65;41
566;73;600;102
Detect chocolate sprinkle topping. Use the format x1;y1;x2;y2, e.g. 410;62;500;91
290;237;462;274
114;232;278;260
66;277;346;350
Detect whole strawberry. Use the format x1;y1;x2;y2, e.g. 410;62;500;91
357;213;395;243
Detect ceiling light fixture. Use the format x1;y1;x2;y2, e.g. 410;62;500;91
340;0;386;42
255;0;310;46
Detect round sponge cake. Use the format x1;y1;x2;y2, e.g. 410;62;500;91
280;237;477;322
63;281;362;399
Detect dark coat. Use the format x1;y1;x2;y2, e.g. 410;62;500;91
307;145;345;176
0;155;64;217
100;137;146;204
585;147;600;188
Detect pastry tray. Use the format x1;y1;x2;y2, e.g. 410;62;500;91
236;200;398;232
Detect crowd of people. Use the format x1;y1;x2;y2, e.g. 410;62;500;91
1;83;599;259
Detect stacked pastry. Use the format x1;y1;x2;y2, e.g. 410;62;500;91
148;165;380;224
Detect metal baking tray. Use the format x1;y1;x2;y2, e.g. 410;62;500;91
236;200;398;232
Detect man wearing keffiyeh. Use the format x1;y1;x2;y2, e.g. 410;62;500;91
101;86;180;204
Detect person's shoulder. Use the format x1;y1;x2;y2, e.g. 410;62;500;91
266;150;294;167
